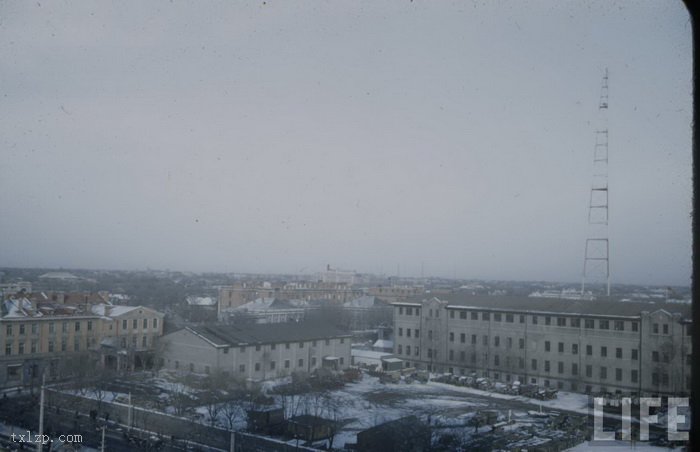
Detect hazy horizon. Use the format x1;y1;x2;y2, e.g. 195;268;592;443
1;1;692;287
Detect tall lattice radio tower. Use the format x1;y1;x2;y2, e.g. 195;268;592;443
581;69;610;298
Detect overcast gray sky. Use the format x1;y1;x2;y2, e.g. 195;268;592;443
0;1;692;286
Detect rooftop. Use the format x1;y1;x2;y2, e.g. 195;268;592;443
2;297;87;319
1;296;153;320
351;349;392;360
189;321;351;347
400;294;692;319
288;415;336;427
91;303;139;317
343;295;389;309
372;339;393;349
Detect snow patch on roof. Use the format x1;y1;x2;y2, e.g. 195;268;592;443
109;294;131;302
2;298;34;318
344;295;377;309
236;298;308;312
351;349;393;360
186;296;216;306
372;339;393;349
91;303;138;317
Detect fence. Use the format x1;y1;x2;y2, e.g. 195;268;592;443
45;389;322;451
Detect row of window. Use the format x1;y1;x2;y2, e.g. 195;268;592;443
234;338;345;354
6;321;95;336
399;307;645;332
650;350;687;364
397;306;421;317
120;318;159;331
435;333;641;360
652;323;671;335
545;342;640;360
4;334;153;355
396;328;419;338
441;351;641;384
397;344;420;356
118;335;151;349
441;310;640;332
4;318;159;337
174;357;346;373
399;345;642;384
5;336;97;355
446;332;525;348
398;306;690;338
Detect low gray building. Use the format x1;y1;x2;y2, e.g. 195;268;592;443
159;321;352;381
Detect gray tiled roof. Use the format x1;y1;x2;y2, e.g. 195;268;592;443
402;294;691;319
190;321;351;346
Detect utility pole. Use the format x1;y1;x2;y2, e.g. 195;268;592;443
582;69;611;298
37;372;45;452
101;425;106;452
127;392;132;429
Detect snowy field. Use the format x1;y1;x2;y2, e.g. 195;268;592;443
566;440;678;451
60;372;688;450
272;374;590;449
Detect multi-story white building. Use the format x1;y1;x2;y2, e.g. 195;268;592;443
393;295;691;396
159;321;351;381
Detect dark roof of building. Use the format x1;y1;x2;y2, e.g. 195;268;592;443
400;294;691;319
288;415;336;427
358;416;424;436
189;321;351;347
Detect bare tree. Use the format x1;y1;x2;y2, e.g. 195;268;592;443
92;365;116;413
220;392;246;431
221;400;246;430
321;392;343;450
165;380;195;417
202;391;221;427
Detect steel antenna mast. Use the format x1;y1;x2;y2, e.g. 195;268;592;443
582;69;611;298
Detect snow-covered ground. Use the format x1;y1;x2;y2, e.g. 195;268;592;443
62;371;687;450
64;388;128;404
272;374;588;449
147;372;593;449
566;440;676;451
425;380;590;415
